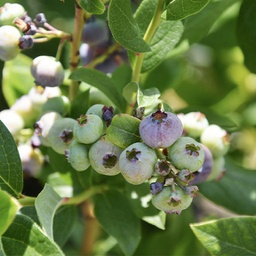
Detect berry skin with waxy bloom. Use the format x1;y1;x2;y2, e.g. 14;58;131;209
168;136;205;172
47;117;76;155
151;185;193;214
0;3;26;26
119;142;157;185
31;56;65;87
89;136;123;176
0;25;21;61
139;110;183;149
74;114;104;144
65;139;90;172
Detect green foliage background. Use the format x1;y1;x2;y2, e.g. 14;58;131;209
1;0;256;255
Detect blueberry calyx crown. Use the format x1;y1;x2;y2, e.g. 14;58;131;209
77;114;88;125
126;148;141;162
185;143;201;156
102;154;118;168
150;110;167;124
59;129;73;143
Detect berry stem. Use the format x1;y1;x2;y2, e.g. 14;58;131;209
69;1;85;101
131;0;165;83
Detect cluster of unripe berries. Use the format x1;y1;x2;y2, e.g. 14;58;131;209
30;104;229;214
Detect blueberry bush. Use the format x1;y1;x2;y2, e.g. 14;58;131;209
0;0;256;255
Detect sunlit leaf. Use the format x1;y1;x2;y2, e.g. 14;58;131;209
191;217;256;256
78;0;105;14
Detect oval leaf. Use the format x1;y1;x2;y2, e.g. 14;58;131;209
35;184;62;239
0;191;20;236
106;114;141;148
165;0;210;20
191;217;256;256
142;20;184;73
70;68;125;111
94;189;141;256
237;0;256;74
0;120;23;198
1;214;64;255
199;157;256;215
78;0;105;14
108;0;151;53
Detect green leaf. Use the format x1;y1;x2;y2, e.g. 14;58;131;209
237;0;256;74
125;183;166;230
181;0;240;44
141;20;184;73
0;120;23;198
2;54;33;106
78;0;105;14
70;89;90;118
53;205;77;247
137;87;160;108
108;0;151;53
1;214;64;255
191;217;256;256
164;0;210;20
122;82;139;105
106;114;141;148
94;189;141;256
199;157;256;215
35;184;62;239
0;191;20;236
70;68;125;111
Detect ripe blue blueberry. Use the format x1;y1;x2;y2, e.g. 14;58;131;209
139;110;183;148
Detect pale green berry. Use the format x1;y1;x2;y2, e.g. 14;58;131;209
34;112;62;146
89;136;122;176
151;185;193;214
200;124;229;158
0;25;21;61
42;95;70;116
119;142;157;185
74;114;104;144
0;3;25;25
47;117;76;154
0;109;24;136
183;112;209;137
86;104;105;117
207;157;225;181
66;139;90;171
18;143;44;177
168;137;205;172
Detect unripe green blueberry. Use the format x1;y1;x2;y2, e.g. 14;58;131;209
18;143;44;177
200;124;229;158
11;95;39;127
89;136;123;176
168;137;205;172
47;117;76;154
86;104;105;117
28;86;61;111
0;109;24;136
42;95;70;116
119;142;157;185
34;112;62;146
73;114;104;144
183;112;209;137
0;3;25;25
31;56;65;87
151;185;193;214
139;110;183;148
0;25;21;61
65;139;90;171
207;156;225;181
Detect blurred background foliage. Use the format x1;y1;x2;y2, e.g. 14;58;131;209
0;0;255;255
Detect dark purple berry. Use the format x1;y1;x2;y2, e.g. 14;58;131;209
150;182;164;195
